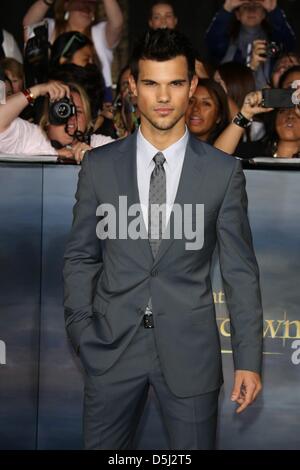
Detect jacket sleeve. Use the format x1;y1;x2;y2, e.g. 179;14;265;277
205;8;233;63
216;159;263;374
268;7;296;52
63;153;103;353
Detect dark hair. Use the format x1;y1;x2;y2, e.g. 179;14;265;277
217;62;255;108
149;0;176;18
50;31;93;67
130;28;196;82
194;78;230;144
278;65;300;88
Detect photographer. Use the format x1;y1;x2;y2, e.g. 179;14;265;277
206;1;296;88
23;0;124;100
214;86;300;158
0;80;113;163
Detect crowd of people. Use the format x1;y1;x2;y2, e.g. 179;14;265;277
0;0;300;162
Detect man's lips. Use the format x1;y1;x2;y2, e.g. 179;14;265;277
154;107;174;116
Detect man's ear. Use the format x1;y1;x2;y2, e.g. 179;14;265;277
128;74;138;97
189;74;198;98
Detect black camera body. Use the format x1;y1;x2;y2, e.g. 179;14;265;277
24;22;49;87
48;97;76;125
262;88;294;108
264;41;282;59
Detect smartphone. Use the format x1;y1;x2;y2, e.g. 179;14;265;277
262;88;294;108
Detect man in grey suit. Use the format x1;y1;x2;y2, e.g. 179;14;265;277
63;28;263;450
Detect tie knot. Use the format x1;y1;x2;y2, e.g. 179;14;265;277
153;152;166;167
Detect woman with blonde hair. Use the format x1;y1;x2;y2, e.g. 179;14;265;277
23;0;123;98
0;80;113;163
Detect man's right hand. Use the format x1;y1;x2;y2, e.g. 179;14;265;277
30;81;70;101
223;0;248;12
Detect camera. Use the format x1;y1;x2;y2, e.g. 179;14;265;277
49;97;76;125
264;42;282;59
24;21;50;87
262;88;294;108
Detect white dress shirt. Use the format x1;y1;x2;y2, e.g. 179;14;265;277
136;126;188;231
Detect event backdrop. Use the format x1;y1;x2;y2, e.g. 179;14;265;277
0;162;300;449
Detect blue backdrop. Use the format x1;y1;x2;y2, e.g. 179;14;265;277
0;162;299;449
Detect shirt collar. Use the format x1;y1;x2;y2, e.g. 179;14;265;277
137;126;188;173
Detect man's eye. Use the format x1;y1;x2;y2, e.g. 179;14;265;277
172;82;184;87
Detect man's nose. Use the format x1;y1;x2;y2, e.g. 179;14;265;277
157;86;170;102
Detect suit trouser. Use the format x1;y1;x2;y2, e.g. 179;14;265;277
82;320;220;450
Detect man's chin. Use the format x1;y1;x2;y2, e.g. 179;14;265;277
148;117;182;132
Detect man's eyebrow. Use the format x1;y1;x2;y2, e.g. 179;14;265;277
170;79;188;83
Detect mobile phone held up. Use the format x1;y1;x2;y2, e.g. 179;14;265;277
262;88;294;108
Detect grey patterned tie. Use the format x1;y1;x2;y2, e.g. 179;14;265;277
148;151;166;258
145;152;166;321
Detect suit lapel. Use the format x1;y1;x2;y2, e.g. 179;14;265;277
152;135;208;267
113;132;153;265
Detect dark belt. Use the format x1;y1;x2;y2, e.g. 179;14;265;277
143;305;154;328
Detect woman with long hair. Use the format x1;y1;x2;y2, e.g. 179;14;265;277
185;78;230;144
0;80;113;162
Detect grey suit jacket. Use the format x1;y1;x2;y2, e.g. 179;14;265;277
63;131;263;397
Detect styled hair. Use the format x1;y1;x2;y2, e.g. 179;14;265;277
130;28;196;82
194;78;230;144
217;62;255;108
39;81;92;134
50;31;93;67
0;57;23;79
278;65;300;88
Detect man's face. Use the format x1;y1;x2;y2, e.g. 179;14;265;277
149;3;178;30
235;2;266;28
129;56;198;132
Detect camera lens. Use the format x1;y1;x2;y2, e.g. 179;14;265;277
49;97;75;125
55;101;71;118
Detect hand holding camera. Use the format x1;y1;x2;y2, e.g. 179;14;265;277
249;39;281;71
241;90;273;120
256;0;277;12
30;80;70;102
223;0;248;13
